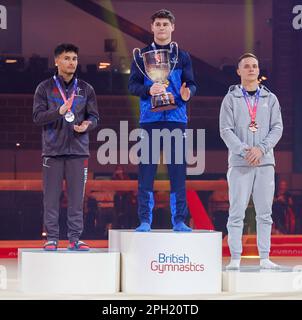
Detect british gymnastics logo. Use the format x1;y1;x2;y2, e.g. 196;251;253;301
150;253;205;274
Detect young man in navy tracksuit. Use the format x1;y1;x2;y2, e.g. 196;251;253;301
128;9;196;232
33;43;99;250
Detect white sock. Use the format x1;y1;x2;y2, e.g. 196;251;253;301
226;258;241;270
260;258;280;269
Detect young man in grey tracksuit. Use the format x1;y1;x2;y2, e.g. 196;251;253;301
219;53;283;270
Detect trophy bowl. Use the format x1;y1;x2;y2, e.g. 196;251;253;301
133;42;178;112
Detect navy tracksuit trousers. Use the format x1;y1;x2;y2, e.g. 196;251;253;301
138;121;189;226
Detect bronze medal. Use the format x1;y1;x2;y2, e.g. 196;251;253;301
249;121;258;132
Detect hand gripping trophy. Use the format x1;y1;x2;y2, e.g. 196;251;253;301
133;42;178;112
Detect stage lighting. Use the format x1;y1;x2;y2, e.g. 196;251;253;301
0;55;24;71
258;75;268;83
98;62;110;70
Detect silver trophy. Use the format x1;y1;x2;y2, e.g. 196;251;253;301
133;42;178;112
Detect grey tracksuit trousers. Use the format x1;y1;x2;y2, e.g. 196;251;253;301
42;156;88;242
227;165;275;259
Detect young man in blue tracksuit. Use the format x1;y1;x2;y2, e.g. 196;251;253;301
128;9;196;232
219;53;283;269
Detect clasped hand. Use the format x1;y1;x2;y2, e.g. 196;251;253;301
245;147;263;166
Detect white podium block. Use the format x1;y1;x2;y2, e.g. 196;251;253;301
223;266;302;293
18;249;120;294
109;230;222;295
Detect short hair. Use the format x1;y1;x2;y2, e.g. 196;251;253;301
54;43;79;57
238;52;258;66
151;9;175;24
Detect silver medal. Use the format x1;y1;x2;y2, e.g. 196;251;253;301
65;111;75;122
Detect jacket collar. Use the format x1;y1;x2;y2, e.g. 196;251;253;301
54;71;77;88
151;41;171;50
228;84;270;98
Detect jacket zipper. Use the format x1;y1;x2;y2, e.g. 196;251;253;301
66;87;72;154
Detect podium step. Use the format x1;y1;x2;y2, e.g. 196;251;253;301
18;248;119;294
109;229;222;295
0;240;108;258
223;266;302;293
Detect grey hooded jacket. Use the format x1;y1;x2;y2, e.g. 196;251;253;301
219;84;283;167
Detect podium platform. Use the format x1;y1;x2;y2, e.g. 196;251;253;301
18;249;120;294
109;229;222;295
223;266;302;293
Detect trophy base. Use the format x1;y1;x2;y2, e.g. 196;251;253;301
151;104;177;112
151;92;177;112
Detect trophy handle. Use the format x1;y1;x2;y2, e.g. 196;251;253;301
169;41;179;75
133;48;152;82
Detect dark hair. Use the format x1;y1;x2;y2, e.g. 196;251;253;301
54;43;79;57
238;52;258;66
151;9;175;24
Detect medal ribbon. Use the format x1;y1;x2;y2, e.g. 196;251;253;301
241;86;260;123
53;75;78;113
